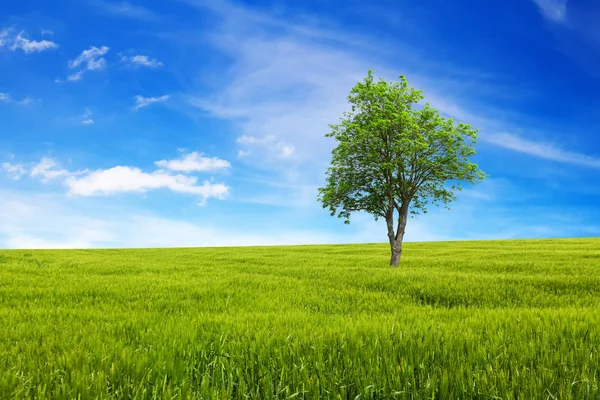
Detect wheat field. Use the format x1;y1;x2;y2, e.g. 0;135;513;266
1;238;599;398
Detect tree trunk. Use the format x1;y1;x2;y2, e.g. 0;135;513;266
387;205;408;267
390;242;402;267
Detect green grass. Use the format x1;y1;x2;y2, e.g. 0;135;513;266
1;238;600;399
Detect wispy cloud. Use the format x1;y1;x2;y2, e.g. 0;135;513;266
87;0;159;20
0;190;347;249
155;152;231;172
0;28;10;48
532;0;568;23
66;71;83;82
174;0;600;217
1;178;596;249
18;97;36;105
236;135;296;159
2;162;27;180
69;46;109;71
30;157;72;183
186;0;600;177
0;28;58;52
10;31;58;53
487;133;600;168
179;0;372;49
0;92;38;106
133;94;170;110
121;54;163;68
180;0;397;210
66;46;109;81
187;35;370;168
81;108;94;125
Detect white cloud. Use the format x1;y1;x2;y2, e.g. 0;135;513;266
155;152;231;172
486;133;600;168
11;32;58;53
67;46;109;81
65;166;229;202
69;46;109;70
532;0;568;23
121;55;163;68
41;29;54;36
4;153;229;206
0;93;9;102
30;157;71;182
133;94;170;110
2;162;27;179
0;29;57;52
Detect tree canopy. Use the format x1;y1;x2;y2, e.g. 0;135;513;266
318;71;486;266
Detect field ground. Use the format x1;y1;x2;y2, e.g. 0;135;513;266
1;238;600;399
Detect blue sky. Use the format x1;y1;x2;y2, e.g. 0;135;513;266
1;0;599;248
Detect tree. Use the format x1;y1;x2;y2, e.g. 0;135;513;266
318;71;486;267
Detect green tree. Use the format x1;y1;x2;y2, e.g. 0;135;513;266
319;71;486;267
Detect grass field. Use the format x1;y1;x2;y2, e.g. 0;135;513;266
1;238;600;399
